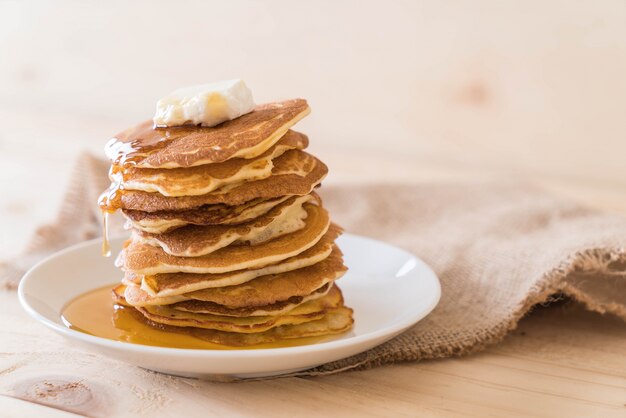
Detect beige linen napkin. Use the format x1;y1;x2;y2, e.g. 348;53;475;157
2;153;625;377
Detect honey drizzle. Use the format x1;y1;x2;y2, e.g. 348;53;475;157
98;180;121;256
97;121;227;253
101;212;111;257
97;124;179;254
100;120;228;216
98;175;124;211
105;122;196;169
100;122;181;257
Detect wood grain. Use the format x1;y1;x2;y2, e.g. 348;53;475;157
1;1;626;416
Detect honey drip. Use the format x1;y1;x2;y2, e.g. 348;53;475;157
62;284;330;350
101;212;111;257
98;164;125;213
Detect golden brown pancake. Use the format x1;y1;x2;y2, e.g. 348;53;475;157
125;283;332;317
123;285;187;306
134;194;314;257
106;99;311;169
136;286;343;333
186;248;346;307
126;305;354;347
123;246;346;307
171;284;332;317
119;150;327;212
119;204;331;275
123;196;294;234
139;229;342;297
117;130;308;197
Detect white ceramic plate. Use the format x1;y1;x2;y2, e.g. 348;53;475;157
18;234;440;379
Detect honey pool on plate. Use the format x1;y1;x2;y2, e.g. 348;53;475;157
61;284;332;350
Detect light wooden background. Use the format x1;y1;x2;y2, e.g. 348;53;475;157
1;1;625;417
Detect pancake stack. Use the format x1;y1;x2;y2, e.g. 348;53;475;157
99;99;354;346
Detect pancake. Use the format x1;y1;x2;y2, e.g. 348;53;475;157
170;284;331;317
186;248;346;306
119;204;331;275
126;282;332;317
105;99;311;169
140;229;342;297
123;285;187;306
123;196;293;234
130;306;354;347
134;194;314;257
123;246;346;307
136;285;343;333
118;150;327;212
117;130;308;197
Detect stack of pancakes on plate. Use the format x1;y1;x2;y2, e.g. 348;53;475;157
100;99;354;346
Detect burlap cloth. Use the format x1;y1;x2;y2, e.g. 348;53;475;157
2;153;625;378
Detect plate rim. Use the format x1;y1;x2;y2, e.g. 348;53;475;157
18;233;441;359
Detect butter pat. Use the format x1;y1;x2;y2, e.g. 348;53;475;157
153;80;255;127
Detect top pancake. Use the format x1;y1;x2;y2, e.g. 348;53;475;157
105;99;310;169
117;130;308;197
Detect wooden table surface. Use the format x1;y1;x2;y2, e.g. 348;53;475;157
1;1;625;417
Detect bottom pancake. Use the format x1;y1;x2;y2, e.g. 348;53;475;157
124;306;354;347
113;284;353;347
